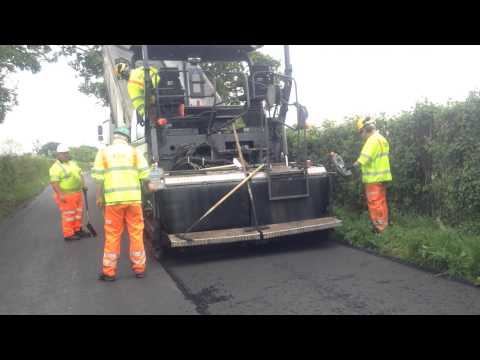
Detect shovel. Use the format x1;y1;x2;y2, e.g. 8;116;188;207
83;189;98;237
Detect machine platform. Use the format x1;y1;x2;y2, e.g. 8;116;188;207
168;217;342;248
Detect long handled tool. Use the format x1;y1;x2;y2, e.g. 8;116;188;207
178;163;265;240
83;189;98;237
231;124;265;233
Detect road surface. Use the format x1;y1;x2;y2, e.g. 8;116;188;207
1;175;479;314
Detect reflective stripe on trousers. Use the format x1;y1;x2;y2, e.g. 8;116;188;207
54;191;84;237
130;251;146;266
365;183;389;233
102;203;146;277
103;252;119;268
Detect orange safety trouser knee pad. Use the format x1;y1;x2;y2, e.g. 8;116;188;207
102;203;146;277
365;183;389;233
54;191;83;237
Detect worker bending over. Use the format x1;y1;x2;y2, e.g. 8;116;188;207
92;127;155;282
49;144;89;241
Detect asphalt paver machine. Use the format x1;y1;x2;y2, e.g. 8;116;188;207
101;45;341;258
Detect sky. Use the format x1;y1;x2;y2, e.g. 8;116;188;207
2;45;480;153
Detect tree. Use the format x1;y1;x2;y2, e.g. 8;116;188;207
69;145;98;163
32;139;42;155
0;45;281;122
200;51;281;104
38;142;59;157
58;46;107;106
0;46;57;123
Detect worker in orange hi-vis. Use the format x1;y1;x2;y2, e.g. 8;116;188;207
352;117;392;233
330;116;392;234
49;144;90;241
92;127;156;282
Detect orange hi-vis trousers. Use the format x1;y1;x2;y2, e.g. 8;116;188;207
365;183;389;233
102;203;146;277
54;191;84;237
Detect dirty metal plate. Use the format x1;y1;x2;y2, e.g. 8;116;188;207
261;217;342;239
168;217;342;248
169;228;260;248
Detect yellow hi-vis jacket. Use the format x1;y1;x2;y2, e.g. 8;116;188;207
91;143;151;205
127;66;160;117
49;160;83;193
356;131;392;184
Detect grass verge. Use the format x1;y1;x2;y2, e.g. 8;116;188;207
0;155;54;221
334;207;480;286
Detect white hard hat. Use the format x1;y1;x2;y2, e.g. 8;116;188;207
56;143;70;153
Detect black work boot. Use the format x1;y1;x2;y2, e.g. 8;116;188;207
135;272;146;279
64;234;81;241
75;228;91;238
98;273;116;282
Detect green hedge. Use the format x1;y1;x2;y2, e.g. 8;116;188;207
288;90;480;228
0;153;92;221
0;155;53;220
75;161;93;172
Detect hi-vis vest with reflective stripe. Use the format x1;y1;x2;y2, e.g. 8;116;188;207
127;67;160;117
356;132;392;184
49;160;82;193
91;143;150;205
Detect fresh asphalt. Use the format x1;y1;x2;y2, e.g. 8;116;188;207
1;175;479;314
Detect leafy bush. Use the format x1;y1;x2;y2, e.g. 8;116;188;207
69;145;97;164
0;148;94;221
0;155;53;220
288;91;480;227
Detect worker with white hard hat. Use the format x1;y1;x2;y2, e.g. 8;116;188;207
49;143;89;241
